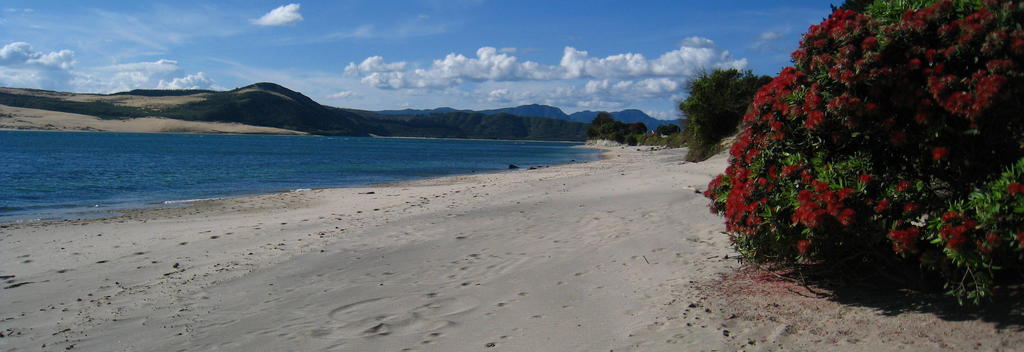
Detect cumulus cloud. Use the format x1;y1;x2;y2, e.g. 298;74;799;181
157;72;219;90
252;4;303;27
0;42;77;90
342;37;746;113
344;56;407;75
344;37;746;90
0;41;217;93
70;59;181;92
0;42;75;70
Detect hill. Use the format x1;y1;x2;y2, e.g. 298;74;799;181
567;109;679;129
0;84;588;141
377;104;680;129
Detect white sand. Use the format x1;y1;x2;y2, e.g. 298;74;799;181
1;147;1019;351
0;104;305;135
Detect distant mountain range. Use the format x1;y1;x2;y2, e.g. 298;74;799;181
0;83;591;141
378;104;680;129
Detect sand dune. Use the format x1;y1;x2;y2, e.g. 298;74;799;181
0;104;305;135
0;87;207;109
0;147;1019;351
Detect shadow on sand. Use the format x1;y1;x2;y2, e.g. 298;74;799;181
820;282;1024;331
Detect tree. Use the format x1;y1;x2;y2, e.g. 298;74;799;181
678;69;772;160
705;2;1024;304
656;124;681;136
833;0;873;12
587;112;616;138
626;122;648;135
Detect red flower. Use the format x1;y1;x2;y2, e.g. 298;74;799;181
837;208;856;226
875;199;891;212
813;180;830;193
946;233;968;250
914;111;931;124
782;164;800;176
797;240;811;255
941;211;959;222
805;111;825;129
837;188;854;200
861;36;878;50
903;202;919;213
931;147;949;161
1012;39;1024;57
896;181;912;192
985;233;1000;247
1008;183;1024;196
858;174;872;185
908;58;922;70
888;227;920;254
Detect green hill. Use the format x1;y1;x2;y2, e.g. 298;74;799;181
0;83;589;141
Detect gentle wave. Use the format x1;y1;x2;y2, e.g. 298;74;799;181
161;197;224;205
1;131;598;223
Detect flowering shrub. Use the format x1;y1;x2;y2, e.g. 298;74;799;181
705;0;1024;303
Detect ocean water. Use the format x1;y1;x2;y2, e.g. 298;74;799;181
0;131;599;222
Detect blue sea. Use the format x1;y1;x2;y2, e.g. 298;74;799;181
0;131;599;223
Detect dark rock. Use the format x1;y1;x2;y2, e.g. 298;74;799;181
508;164;519;169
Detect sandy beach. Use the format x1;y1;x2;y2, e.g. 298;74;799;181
1;147;1021;351
0;104;306;135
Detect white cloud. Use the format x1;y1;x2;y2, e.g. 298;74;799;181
757;31;783;41
0;42;77;90
329;90;356;99
70;59;182;92
0;42;75;70
252;3;303;27
338;37;747;115
344;56;407;75
752;30;787;52
679;36;716;48
345;37;746;90
0;42;219;93
157;72;219;90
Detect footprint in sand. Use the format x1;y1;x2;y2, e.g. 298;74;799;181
323;295;480;339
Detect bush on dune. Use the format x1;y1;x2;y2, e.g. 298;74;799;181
704;0;1024;304
587;112;650;145
679;69;772;161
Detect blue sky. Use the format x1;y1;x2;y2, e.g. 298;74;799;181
0;1;835;119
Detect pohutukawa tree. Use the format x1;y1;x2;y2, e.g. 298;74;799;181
704;0;1024;303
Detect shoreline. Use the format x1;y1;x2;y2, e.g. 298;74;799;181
0;127;306;136
1;146;1018;351
0;145;606;226
0;126;585;143
0;135;601;225
368;133;586;143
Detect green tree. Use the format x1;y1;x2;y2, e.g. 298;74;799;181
833;0;874;12
834;0;982;20
587;112;616;138
656;124;681;136
626;122;648;135
678;69;772;160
